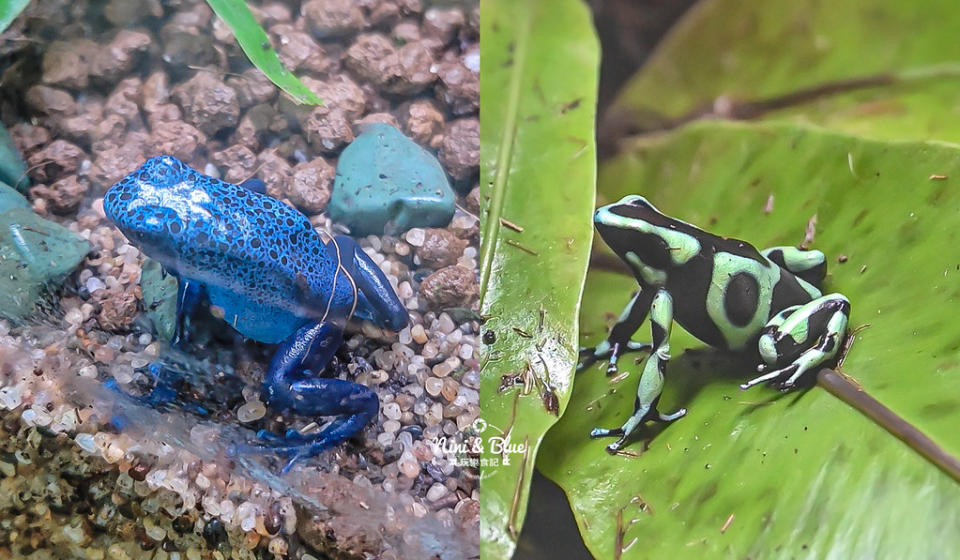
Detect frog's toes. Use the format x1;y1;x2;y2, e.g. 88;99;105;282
740;363;800;391
605;441;623;454
589;427;623;439
657;407;687;422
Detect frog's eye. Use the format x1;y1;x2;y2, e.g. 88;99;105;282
139;155;184;188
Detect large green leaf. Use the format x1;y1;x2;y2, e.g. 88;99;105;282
538;120;960;558
478;0;598;557
205;0;322;105
608;0;960;142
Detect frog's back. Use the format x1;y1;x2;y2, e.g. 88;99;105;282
105;156;355;344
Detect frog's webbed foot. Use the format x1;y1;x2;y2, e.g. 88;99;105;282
105;362;209;428
577;341;653;375
233;380;379;474
578;290;656;375
590;402;687;454
743;294;851;392
243;321;379;474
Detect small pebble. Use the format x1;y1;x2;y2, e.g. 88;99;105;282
405;228;425;247
411;324;428;344
383;402;402;421
86;276;106;293
425;376;444;397
426;482;449;502
237;400;267;422
441;378;459;402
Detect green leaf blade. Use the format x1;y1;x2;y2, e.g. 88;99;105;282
609;0;960;142
539;120;960;558
205;0;322;105
479;0;598;557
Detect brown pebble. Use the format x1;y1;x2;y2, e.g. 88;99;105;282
275;157;334;215
441;378;459;402
404;99;445;146
464;187;480;215
148;121;207;162
29;176;88;215
88;143;146;190
105;77;143;123
269;24;331;75
423;7;466;46
354;112;401;131
41;39;98;89
129;460;151;481
25;85;76;118
255;152;293;198
420;266;479;310
226;69;277;109
435;55;479;116
300;75;366;120
90;30;152;83
9;124;51;156
302;105;354;154
141;71;171;114
418;228;469;269
172;71;240;136
265;502;283;535
440;118;479;182
211;145;258;184
302;0;364;38
27;140;85;183
345;33;403;87
96;289;139;332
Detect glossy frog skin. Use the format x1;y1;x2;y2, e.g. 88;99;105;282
580;195;850;453
104;155;409;472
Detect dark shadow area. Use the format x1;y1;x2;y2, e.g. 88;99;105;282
513;470;593;560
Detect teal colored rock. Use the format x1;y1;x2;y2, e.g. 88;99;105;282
139;258;178;342
329;123;455;235
0;181;29;213
0;123;29;192
0;208;89;321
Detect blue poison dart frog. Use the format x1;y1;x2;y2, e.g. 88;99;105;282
579;195;850;453
103;155;409;472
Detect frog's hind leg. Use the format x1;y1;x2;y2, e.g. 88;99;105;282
240;321;379;474
741;294;850;391
589;289;686;453
172;278;205;347
761;246;826;288
578;289;654;375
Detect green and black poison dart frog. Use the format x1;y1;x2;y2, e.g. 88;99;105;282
579;195;850;453
103;155;409;472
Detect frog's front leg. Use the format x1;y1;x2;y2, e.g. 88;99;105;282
172;278;205;347
741;294;851;391
578;289;654;375
590;289;686;453
239;321;379;474
327;235;409;331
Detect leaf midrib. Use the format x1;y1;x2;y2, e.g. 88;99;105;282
479;7;531;304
